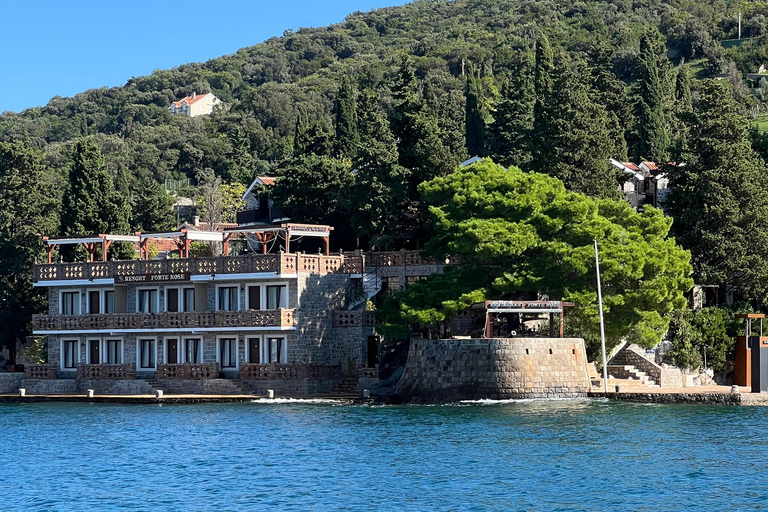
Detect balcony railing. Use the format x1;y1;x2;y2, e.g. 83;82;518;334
76;364;136;380
157;363;219;379
34;252;365;282
32;309;296;331
25;364;58;380
239;363;341;381
332;310;376;327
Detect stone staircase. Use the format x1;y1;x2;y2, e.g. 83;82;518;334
606;365;658;387
314;376;361;399
589;345;662;390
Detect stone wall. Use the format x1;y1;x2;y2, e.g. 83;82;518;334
395;338;591;403
0;373;24;393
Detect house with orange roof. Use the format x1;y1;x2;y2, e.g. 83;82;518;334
238;175;288;226
169;92;221;117
610;158;672;212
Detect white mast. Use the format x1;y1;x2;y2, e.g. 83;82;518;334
594;239;609;394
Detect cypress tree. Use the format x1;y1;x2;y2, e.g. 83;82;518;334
334;76;359;158
489;59;535;168
531;33;555;171
637;30;671;162
465;64;485;157
665;80;768;301
60;139;131;259
132;176;176;233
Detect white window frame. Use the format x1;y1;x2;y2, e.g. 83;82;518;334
245;335;262;364
103;337;124;365
215;284;241;312
263;281;289;310
60;338;80;371
136;337;158;370
263;336;287;364
216;336;239;370
59;289;82;315
181;338;203;364
85;288;116;315
136;287;160;313
164;286;196;312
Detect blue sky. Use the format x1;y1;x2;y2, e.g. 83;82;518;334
0;0;408;113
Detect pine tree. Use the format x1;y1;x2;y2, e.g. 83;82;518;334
334;76;359;158
465;64;485;157
665;80;768;301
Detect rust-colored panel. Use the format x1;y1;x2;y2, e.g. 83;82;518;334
735;336;751;387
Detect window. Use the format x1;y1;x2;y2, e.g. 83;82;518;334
88;290;101;314
166;287;195;312
266;285;287;309
218;286;239;311
184;338;202;364
138;339;156;369
247;337;261;364
406;276;428;286
105;291;115;313
105;339;122;364
219;338;238;369
138;289;158;313
382;277;400;295
266;337;287;363
61;291;80;315
62;340;78;369
247;285;260;310
183;288;195;312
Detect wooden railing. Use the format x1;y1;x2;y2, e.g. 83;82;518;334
76;364;136;380
33;309;296;331
33;251;434;282
157;363;219;379
239;363;341;381
332;310;376;327
25;364;58;380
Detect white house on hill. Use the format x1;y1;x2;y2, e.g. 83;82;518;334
610;158;671;212
170;92;221;117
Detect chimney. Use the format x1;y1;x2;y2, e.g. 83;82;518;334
191;91;196;99
193;215;200;227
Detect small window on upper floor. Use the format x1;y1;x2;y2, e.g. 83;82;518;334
266;285;287;309
61;291;80;315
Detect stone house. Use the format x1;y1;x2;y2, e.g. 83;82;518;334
169;92;221;117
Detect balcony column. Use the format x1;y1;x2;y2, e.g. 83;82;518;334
83;242;98;262
100;235;113;262
323;236;329;256
284;229;290;253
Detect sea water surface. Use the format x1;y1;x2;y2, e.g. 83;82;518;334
1;398;766;511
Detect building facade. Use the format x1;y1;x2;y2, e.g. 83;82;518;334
169;92;221;117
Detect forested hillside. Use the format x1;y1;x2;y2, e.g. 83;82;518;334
6;0;768;358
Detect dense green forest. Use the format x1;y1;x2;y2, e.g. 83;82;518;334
7;0;768;360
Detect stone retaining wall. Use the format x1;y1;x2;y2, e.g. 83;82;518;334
395;338;591;403
0;373;24;393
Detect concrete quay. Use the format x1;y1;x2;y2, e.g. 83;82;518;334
588;385;768;406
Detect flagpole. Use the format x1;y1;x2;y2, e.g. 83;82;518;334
594;239;609;394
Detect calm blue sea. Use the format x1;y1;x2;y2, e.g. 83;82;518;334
0;398;765;511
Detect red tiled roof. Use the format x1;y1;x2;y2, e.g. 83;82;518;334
620;162;640;171
172;93;210;108
258;176;276;186
642;161;658;171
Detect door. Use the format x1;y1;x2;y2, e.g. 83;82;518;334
367;336;379;368
248;338;260;364
166;338;178;364
89;339;100;364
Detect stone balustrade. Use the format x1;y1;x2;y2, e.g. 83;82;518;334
25;364;58;380
32;309;296;331
239;363;341;380
34;250;432;282
157;363;219;379
76;364;136;380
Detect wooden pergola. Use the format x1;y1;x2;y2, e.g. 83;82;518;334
223;223;334;255
137;229;225;259
43;234;141;263
482;300;575;338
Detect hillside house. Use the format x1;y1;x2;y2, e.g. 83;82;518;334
610;159;671;212
238;176;287;226
169;92;221;117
